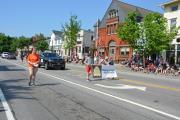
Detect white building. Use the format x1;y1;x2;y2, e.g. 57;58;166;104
76;29;94;59
162;0;180;65
62;29;94;60
49;30;63;55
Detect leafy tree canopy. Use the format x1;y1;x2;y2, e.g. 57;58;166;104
62;15;81;50
0;33;12;52
117;12;178;56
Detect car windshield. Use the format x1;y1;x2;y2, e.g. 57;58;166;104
9;53;15;55
3;52;9;54
43;53;59;57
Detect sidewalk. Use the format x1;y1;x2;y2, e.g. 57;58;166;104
67;63;180;81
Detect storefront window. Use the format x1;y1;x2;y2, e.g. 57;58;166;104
177;51;180;64
78;46;81;53
177;44;180;50
120;47;129;55
169;44;175;50
177;38;180;43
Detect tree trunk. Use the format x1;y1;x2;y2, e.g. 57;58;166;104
143;50;145;68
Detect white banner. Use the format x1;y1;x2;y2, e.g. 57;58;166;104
101;65;117;79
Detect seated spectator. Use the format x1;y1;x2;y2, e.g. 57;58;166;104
175;67;180;76
162;62;167;74
155;64;163;74
148;63;156;73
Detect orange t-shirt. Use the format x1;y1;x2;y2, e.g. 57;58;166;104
27;53;40;67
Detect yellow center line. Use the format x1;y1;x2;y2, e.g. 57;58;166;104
119;79;180;92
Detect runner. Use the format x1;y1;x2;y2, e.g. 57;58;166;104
27;47;40;86
20;51;24;62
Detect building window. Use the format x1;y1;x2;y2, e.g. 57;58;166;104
77;41;81;44
177;38;180;43
112;25;115;34
170;18;177;31
120;47;129;55
108;9;118;19
171;5;178;11
110;49;115;54
78;34;81;39
110;25;113;34
78;46;81;53
107;25;110;34
107;24;117;34
177;44;180;50
169;44;175;51
136;16;143;23
113;24;117;33
91;36;94;41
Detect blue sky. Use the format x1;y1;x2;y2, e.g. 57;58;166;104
0;0;169;37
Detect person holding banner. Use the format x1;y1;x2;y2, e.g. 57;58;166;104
109;57;114;65
85;54;92;81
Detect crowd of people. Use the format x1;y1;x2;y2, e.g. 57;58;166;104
125;55;180;76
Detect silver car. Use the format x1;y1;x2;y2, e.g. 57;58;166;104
1;52;9;58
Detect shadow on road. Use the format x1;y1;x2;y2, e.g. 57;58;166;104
0;79;34;102
37;82;61;87
0;107;5;112
40;68;71;71
0;65;26;71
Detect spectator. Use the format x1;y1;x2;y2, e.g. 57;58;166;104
109;57;114;65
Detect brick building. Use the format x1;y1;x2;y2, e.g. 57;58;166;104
95;0;152;62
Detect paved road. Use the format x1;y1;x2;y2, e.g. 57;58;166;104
0;58;180;120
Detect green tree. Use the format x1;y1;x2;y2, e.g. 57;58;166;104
34;33;46;41
35;40;49;52
10;37;19;52
143;13;177;55
34;33;48;52
0;33;12;52
62;15;81;55
117;12;178;60
16;36;31;50
117;12;140;49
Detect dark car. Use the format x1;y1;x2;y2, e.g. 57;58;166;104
39;52;65;70
7;53;16;59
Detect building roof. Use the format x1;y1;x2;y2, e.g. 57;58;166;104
52;30;63;36
99;0;154;28
161;0;180;7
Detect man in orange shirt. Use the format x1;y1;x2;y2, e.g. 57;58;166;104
27;47;40;86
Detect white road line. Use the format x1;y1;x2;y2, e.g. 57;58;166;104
3;59;180;120
0;89;15;120
95;84;146;91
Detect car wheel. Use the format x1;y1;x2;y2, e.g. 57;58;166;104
38;65;41;68
45;63;49;70
61;65;65;70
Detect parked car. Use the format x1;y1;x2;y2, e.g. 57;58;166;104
1;52;9;58
7;53;16;59
39;52;66;70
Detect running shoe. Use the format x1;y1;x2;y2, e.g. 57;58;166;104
28;81;32;86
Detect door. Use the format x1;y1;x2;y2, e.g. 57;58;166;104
109;41;116;59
